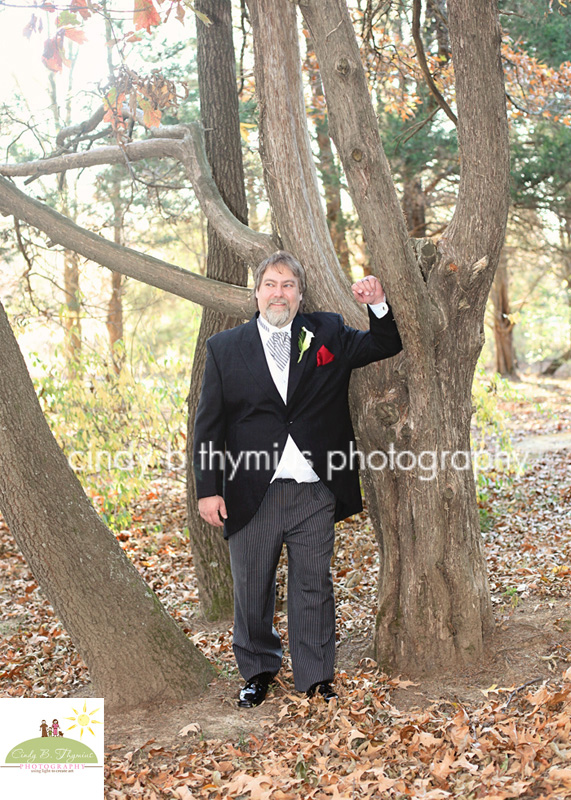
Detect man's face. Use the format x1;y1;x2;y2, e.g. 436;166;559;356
255;264;302;328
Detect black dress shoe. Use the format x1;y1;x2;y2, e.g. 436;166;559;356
306;681;338;702
237;672;273;708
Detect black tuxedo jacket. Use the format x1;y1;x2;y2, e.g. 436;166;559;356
193;306;402;537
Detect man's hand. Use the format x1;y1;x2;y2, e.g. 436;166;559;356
198;495;228;527
351;275;386;306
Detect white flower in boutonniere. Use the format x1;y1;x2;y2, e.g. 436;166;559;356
297;327;315;363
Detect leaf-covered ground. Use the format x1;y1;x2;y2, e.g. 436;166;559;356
1;376;570;798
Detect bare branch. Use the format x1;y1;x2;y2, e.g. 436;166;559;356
0;176;251;317
0;122;276;268
444;0;510;292
56;106;107;148
411;0;457;126
0;139;178;178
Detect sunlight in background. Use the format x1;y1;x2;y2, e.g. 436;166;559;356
1;4;108;108
0;1;195;113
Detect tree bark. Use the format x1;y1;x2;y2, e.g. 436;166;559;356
305;39;352;279
0;301;215;709
106;178;125;373
63;248;82;369
246;0;352;316
281;0;508;672
402;176;427;237
491;247;517;376
185;0;249;620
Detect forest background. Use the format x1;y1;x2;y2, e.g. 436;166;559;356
0;0;569;528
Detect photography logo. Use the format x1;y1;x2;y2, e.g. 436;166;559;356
0;698;104;799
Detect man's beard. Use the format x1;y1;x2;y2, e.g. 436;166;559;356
265;301;290;327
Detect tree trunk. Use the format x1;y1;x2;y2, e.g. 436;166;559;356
59;183;82;375
185;0;249;620
491;247;517;376
402;176;427;237
305;39;352;280
106;183;125;374
63;247;82;369
246;0;350;315
0;301;214;709
252;0;508;673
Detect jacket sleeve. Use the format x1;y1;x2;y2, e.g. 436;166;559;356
193;340;226;499
339;305;403;368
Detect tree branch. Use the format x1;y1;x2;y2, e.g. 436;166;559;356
0;176;251;317
0;139;178;178
173;126;276;267
56;106;107;148
412;0;457;126
0;122;276;269
444;0;510;294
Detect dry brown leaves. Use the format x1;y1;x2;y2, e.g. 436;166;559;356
1;376;570;798
102;668;571;799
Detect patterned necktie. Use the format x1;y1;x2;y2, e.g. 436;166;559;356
267;330;291;371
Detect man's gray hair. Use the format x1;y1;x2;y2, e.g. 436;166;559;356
253;251;307;295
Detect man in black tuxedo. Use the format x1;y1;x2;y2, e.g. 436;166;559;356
194;251;402;707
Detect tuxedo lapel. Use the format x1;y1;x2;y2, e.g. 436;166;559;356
239;315;285;406
287;314;316;405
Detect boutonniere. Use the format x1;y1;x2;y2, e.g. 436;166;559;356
297;326;315;363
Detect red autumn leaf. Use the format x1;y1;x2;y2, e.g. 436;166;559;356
41;1;56;11
133;0;161;33
103;89;127;130
64;27;87;44
42;36;64;72
70;0;91;20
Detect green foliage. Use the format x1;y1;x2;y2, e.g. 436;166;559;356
472;367;522;531
500;0;571;68
472;367;517;454
503;585;521;609
33;344;189;530
511;122;571;212
507;253;571;364
380;111;458;178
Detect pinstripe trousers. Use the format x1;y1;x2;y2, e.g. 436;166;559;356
228;479;336;692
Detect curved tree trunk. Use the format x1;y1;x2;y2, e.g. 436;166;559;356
0;302;214;709
246;0;352;317
248;0;508;673
185;0;249;620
